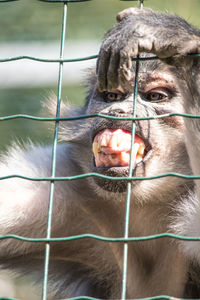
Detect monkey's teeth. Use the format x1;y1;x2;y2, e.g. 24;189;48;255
92;142;99;157
136;154;143;164
138;144;145;155
93;129;146;167
109;135;118;149
120;152;130;166
100;135;108;147
117;132;131;150
132;143;140;162
95;152;102;167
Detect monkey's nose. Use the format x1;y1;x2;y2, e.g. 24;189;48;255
109;108;126;116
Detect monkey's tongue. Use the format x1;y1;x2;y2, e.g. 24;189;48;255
93;129;145;167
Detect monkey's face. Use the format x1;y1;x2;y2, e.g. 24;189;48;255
85;60;191;199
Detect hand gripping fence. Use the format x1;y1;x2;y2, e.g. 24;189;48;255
1;0;200;300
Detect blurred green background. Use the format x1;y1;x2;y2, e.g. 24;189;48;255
0;0;200;298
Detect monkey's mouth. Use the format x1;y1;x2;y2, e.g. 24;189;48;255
92;129;146;168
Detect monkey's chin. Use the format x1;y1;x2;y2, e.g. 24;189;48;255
93;163;142;193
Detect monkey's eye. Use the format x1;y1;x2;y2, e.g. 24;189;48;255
144;89;169;103
103;92;124;102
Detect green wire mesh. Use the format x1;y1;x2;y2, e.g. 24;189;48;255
0;0;200;300
0;0;18;2
42;3;67;298
39;0;91;3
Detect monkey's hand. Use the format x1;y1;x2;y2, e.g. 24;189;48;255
97;8;200;91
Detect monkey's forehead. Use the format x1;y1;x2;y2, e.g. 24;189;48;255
134;56;174;78
120;55;179;93
86;56;178;93
137;70;177;92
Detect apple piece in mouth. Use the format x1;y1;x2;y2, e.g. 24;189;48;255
92;129;146;168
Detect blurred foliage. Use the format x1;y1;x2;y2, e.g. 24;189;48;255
0;0;200;42
0;84;86;151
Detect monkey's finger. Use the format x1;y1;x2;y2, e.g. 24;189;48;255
119;48;136;86
117;8;137;22
117;7;153;23
138;38;154;55
107;49;120;91
180;39;200;55
97;48;111;92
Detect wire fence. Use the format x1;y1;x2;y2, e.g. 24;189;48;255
0;0;200;299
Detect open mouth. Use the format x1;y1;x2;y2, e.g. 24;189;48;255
92;128;146;168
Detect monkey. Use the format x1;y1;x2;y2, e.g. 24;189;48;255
96;7;200;298
0;6;200;299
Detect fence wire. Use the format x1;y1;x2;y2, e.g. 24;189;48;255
0;0;200;300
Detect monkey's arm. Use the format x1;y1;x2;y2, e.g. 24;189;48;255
0;144;83;258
